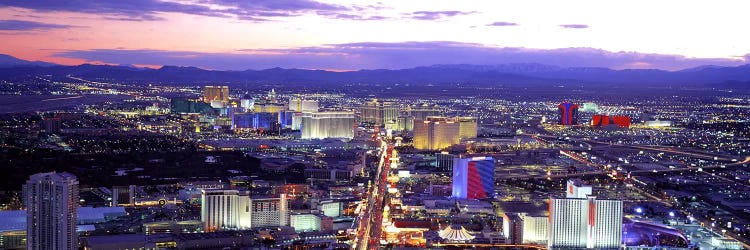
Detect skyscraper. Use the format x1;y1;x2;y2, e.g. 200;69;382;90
457;117;478;139
413;116;477;150
24;172;79;250
201;189;252;232
360;99;399;125
201;190;288;231
202;86;229;104
558;102;580;125
452;156;495;199
548;180;622;249
407;104;442;121
435;152;455;172
301;112;355;139
288;98;319;112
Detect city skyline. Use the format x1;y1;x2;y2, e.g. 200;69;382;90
1;1;749;249
1;0;750;70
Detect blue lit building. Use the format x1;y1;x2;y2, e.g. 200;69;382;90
253;112;279;130
452;156;495;199
558;102;579;125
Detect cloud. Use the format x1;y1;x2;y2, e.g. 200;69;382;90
487;21;518;27
0;0;350;21
410;11;476;20
559;24;589;29
54;42;748;71
0;19;77;30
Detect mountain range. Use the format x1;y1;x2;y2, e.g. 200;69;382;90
0;54;748;87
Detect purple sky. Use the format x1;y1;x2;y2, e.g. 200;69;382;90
1;0;748;70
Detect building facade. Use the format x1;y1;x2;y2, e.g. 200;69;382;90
201;190;289;231
301;112;355;139
203;86;229;104
24;172;79;250
558;102;580;125
548;180;622;249
413;116;477;150
451;156;495;199
360;99;399;125
288;98;319;112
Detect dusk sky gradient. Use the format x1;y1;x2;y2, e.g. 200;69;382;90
1;0;749;71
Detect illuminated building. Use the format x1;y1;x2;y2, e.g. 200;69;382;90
548;180;622;249
438;225;475;243
452;156;495;199
252;112;279;130
111;185;137;206
435;152;455;172
581;103;599;113
360;99;399;125
171;98;213;114
250;194;289;228
253;89;285;113
566;179;593;198
201;190;288;231
397;116;414;131
591;115;631;128
407;104;442;121
290;112;303;130
232;112;253;129
253;102;285;113
201;189;250;231
301;112;355;139
457;117;478;139
240;93;254;110
288;98;319;112
503;213;524;244
521;214;548;244
413;116;476;150
202;86;229;104
24;172;79;250
289;213;330;232
319;200;342;217
278;110;297;129
558;102;580;125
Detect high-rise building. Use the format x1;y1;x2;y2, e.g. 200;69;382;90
111;185;136;207
548;180;622;249
288;98;319;112
413;116;476;150
201;189;251;231
24;172;79;250
503;213;524;244
435;152;455;172
250;194;289;228
202;86;229;104
408;104;442;121
558;102;580;125
201;190;288;231
521;214;548;244
457;117;478;139
301;112;355;139
360;99;399;125
452;156;495;199
396;116;414;131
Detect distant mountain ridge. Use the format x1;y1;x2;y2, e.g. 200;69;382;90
0;54;748;87
0;54;57;67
